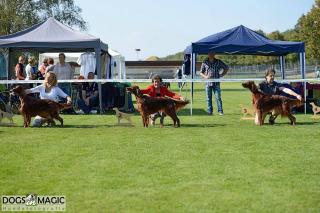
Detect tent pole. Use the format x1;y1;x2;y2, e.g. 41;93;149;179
190;53;196;116
7;48;10;84
300;52;307;114
95;47;103;115
280;56;285;79
303;52;307;114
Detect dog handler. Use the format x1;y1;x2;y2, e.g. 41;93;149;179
25;72;72;127
259;68;302;124
140;74;185;126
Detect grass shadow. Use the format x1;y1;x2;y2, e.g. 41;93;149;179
181;123;226;128
292;121;320;126
178;108;208;116
56;124;114;128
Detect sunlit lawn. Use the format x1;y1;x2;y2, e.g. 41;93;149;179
0;82;319;212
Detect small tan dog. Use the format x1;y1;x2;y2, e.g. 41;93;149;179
310;102;320;116
113;107;133;125
0;109;14;123
240;104;255;119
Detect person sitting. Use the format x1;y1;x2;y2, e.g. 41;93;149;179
140;74;185;125
76;72;99;114
25;72;72;127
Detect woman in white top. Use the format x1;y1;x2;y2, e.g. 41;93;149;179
25;56;37;80
26;72;72;127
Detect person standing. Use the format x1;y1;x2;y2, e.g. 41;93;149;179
38;58;49;78
25;56;37;80
15;55;25;80
46;58;55;72
174;66;183;88
200;52;229;115
53;53;74;96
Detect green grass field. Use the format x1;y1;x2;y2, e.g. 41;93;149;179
1;83;320;212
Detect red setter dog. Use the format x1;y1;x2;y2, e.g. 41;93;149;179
11;85;71;127
242;81;303;125
126;85;189;127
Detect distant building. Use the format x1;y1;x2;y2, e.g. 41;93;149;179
125;61;202;79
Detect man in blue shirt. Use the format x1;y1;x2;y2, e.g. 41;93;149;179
200;52;229;115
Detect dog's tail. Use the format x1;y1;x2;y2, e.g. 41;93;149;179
289;99;304;108
58;103;73;110
174;99;190;111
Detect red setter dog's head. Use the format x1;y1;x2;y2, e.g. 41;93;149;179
11;85;26;97
242;81;260;94
126;85;143;98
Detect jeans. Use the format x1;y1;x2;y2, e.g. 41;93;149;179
58;83;71;97
77;96;99;114
206;84;223;113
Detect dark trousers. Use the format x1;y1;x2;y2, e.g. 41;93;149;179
77;96;99;114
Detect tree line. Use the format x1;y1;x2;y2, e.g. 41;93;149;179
1;0;319;65
0;0;87;35
162;0;320;65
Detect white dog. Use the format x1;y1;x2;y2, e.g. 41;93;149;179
113;107;133;125
0;109;14;123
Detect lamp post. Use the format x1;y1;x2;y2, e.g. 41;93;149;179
135;48;141;61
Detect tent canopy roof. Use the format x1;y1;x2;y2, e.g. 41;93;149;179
0;17;108;51
185;25;304;56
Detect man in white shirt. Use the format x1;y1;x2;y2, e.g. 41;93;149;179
53;53;77;96
53;53;74;80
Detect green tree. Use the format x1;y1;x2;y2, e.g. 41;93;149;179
297;0;320;63
0;0;87;35
0;0;38;35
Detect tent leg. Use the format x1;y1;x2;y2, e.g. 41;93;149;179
300;52;307;114
95;47;103;114
190;53;196;116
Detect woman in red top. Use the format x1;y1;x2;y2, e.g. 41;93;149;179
140;75;185;126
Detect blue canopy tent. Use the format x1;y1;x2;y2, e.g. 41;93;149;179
185;25;306;114
0;17;108;113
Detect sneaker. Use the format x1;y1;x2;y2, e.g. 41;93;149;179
207;111;213;115
76;110;84;114
218;112;224;116
90;110;97;114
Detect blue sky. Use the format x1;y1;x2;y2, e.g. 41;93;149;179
75;0;314;60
